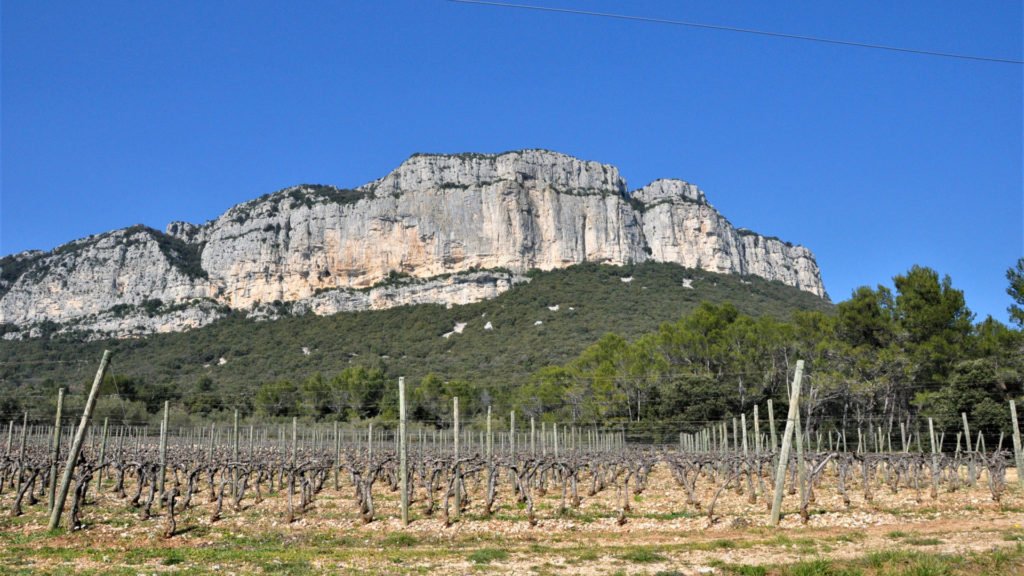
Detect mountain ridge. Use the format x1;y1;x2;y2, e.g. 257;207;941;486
0;149;826;339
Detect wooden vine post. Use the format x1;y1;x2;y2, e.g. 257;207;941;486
287;416;297;522
399;377;409;525
49;350;112;532
47;388;65;514
333;421;340;489
793;398;807;519
531;416;536;456
741;413;749;456
16;412;27;494
207;423;215;466
1011;400;1024;489
754;405;761;454
961;412;976;486
96;417;109;491
486;405;492;461
232;409;240;492
928;417;939;498
158;401;169;500
453;396;461;518
769;359;803;526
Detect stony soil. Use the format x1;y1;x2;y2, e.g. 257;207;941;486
1;465;1022;574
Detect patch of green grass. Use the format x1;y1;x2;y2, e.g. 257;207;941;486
468;548;508;564
161;551;185;566
0;529;49;547
974;546;1020;575
887;531;910;539
904;537;942;547
305;531;356;548
853;548;1023;576
766;535;818;552
864;550;916;569
642;511;696;520
1003;530;1024;542
785;558;863;576
528;543;548;554
618;547;666;564
549;508;600;523
895;555;952;576
260;559;315;574
726;566;768;576
685;538;757;552
530;562;561;576
382;532;419;548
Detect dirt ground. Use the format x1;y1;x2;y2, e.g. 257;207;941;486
1;465;1023;575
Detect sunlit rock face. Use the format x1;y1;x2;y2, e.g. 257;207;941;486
0;150;825;338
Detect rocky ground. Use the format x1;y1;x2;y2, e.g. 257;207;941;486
1;465;1022;575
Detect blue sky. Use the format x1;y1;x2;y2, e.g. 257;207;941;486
2;1;1021;321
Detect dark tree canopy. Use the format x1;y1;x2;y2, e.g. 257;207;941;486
1007;257;1024;328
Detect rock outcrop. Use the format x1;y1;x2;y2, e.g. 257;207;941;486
0;150;826;339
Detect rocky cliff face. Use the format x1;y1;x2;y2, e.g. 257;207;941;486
0;150;826;339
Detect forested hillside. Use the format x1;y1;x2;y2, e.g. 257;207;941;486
513;263;1024;445
2;261;1020;446
0;262;829;426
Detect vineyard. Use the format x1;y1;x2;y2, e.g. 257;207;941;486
1;355;1023;574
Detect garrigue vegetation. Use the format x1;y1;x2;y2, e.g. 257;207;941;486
0;262;831;428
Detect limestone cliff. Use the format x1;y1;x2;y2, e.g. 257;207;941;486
0;150;826;339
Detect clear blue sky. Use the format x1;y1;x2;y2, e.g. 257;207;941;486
2;1;1021;321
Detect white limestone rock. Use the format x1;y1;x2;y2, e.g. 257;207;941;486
0;149;826;338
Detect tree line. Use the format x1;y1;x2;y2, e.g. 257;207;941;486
2;261;1021;443
235;262;1024;442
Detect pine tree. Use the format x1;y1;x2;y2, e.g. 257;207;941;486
1006;257;1024;327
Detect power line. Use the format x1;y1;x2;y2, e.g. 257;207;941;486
448;0;1024;65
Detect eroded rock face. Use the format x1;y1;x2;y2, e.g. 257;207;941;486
0;150;826;338
0;227;217;329
290;271;529;317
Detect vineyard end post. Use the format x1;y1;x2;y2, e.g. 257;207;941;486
48;349;111;532
769;359;803;527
